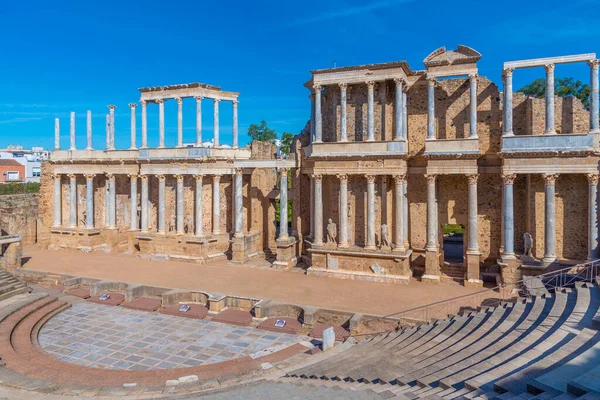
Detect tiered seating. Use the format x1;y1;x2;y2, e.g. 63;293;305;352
0;269;28;301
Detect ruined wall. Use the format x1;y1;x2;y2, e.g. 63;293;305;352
0;193;38;245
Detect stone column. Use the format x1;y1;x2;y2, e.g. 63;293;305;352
157;174;166;234
194;175;204;236
176;98;183;148
104;177;110;226
157;100;165;148
233;100;239;148
402;179;409;248
310;175;315;238
141;100;148;148
53;174;61;227
105;115;111;150
69;112;76;150
175;174;184;234
502;174;517;258
589;60;600;133
108;105;116;150
108;174;116;229
338;174;349;248
313;174;323;246
544;64;556;134
503;68;514;136
278;168;288;240
213;99;220;147
212;175;221;234
365;174;376;249
427;78;436;140
393;174;406;252
234;169;244;236
588;174;599;259
339;84;347;142
54;118;60;150
141;175;149;232
394;78;404;141
314;85;322;143
68;174;77;228
467;174;479;251
543;173;558;264
469;75;478;139
402;91;408;140
366;81;375;141
129;174;138;230
195;96;203;146
86;110;93;150
425;174;437;251
129;103;137;150
310;93;315;144
85;174;94;228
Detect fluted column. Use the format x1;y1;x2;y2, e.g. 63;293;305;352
212;175;221;234
309;93;315;144
213;99;220;147
86;110;93;150
365;174;376;249
175;174;184;234
545;64;556;134
68;174;77;228
157;174;166;234
108;174;116;229
108;105;116;150
176;98;183;148
194;175;204;236
53;174;61;227
503;68;514;136
467;174;479;251
402;91;408;140
393;174;406;252
141;100;148;148
426;174;437;251
588;174;599;260
469;75;478;138
338;174;349;248
277;168;288;240
427;78;436;140
366;81;375;141
502;174;516;257
543;173;558;263
313;174;323;246
85;174;94;228
129;174;138;230
157;100;165;148
104;176;110;226
234;169;243;237
54;118;60;150
590;60;600;133
69;112;76;150
402;178;409;248
339;84;347;142
141;175;149;232
394;78;404;141
314;85;322;143
310;175;315;238
105;115;111;150
195;96;203;146
233;100;239;148
129;103;137;150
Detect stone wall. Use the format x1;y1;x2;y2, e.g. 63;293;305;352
0;193;39;245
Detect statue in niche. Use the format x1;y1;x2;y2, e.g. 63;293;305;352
185;215;194;234
80;211;86;227
326;218;337;245
524;232;533;257
169;213;176;233
380;224;390;249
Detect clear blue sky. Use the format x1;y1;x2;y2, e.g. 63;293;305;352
1;0;598;150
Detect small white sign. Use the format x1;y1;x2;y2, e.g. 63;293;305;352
179;305;190;313
99;293;110;301
274;319;286;328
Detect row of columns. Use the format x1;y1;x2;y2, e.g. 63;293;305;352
427;75;478;140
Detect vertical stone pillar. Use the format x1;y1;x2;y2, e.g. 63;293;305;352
469;75;478;138
393;174;406;252
503;68;514;136
53;174;62;227
141;100;148;148
233;169;243;237
129;103;137;150
339;84;347;142
104;176;110;226
277;168;288;240
105;114;111;150
194;175;204;236
588;173;599;260
176;98;183;148
424;174;440;282
544;64;556;134
141;175;149;232
86;110;93;150
157;174;166;234
69;112;76;150
213;99;220;147
157;100;165;148
365;174;376;249
129;174;138;230
338;174;349;248
310;175;315;238
394;78;404;141
543;173;558;264
233;100;239;148
212;175;221;234
108;174;116;229
402;179;409;248
175;174;184;234
466;174;482;286
402;91;408;140
309;94;315;144
85;174;95;229
108;105;116;150
502;174;517;258
195;96;203;146
427;78;436;140
313;174;323;246
54;118;60;150
68;174;77;228
366;81;375;141
589;60;600;133
314;85;323;143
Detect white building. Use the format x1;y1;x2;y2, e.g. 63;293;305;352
0;145;48;183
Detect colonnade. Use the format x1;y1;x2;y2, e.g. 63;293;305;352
427;75;478;140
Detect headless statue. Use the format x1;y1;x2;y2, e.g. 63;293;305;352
380;224;390;248
326;218;337;245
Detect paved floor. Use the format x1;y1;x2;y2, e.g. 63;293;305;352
38;302;308;371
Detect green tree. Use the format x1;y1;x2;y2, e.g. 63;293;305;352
280;132;294;157
247;120;277;143
518;77;591;109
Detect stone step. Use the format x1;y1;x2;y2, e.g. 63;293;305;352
0;287;29;302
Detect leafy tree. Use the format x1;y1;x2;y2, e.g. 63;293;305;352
247;120;277;143
518;77;591;109
280;132;294;157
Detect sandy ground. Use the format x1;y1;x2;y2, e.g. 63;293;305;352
22;247;491;316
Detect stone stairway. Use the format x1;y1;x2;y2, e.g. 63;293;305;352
0;268;28;302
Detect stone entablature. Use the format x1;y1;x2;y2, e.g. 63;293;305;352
139;82;239;102
51;148;252;162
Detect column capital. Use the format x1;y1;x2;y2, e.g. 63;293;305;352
544;64;555;73
338;83;348;90
467;173;479;185
84;173;96;180
156;174;165;182
393;77;405;86
235;168;244;176
427;78;437;87
127;174;138;180
587;173;600;185
543;173;559;185
502;173;517;184
193;174;204;182
174;174;184;182
214;98;221;103
232;99;239;105
366;80;376;88
393;174;407;184
140;100;147;106
155;99;165;104
365;174;376;184
312;83;322;92
107;105;117;111
312;173;322;183
105;173;114;180
468;74;478;82
336;174;348;183
277;167;288;175
175;97;183;105
503;67;514;77
67;173;76;180
140;174;149;182
588;60;600;69
52;173;61;180
425;174;437;184
212;174;222;183
194;95;204;101
128;103;138;109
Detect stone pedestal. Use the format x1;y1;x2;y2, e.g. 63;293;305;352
465;250;483;288
423;249;441;284
274;237;297;268
231;235;249;264
1;241;22;273
499;258;522;284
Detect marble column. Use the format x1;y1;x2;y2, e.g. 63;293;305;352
502;174;517;257
309;93;315;144
393;174;406;252
278;168;288;240
141;100;148;148
69;112;76;150
53;174;61;227
467;174;479;251
544;64;556;134
129;174;138;230
212;175;221;234
313;174;323;246
157;100;165;148
195;96;203;146
213;99;220;147
402;179;409;248
366;81;375;141
365;174;376;249
589;60;600;133
54;118;60;150
157;174;166;234
469;75;478;138
194;175;204;236
310;175;315;239
426;174;437;251
338;174;349;248
588;174;599;260
503;68;514;136
105;115;111;150
394;78;404;141
427;78;436;140
314;85;322;143
129;103;137;150
339;84;347;142
233;169;243;237
141;175;149;232
402;91;408;140
176;98;183;148
233;100;239;148
85;174;94;228
68;174;77;228
108;174;116;229
104;177;110;226
543;173;558;263
175;174;184;234
86;110;93;150
108;105;116;150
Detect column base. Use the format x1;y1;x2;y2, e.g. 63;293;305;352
422;274;441;284
590;129;600;134
275;237;297;268
542;256;558;266
502;131;514;137
544;130;557;135
464;278;484;288
313;241;324;248
234;232;245;239
465;250;481;283
425;248;440;281
129;146;138;150
231;235;249;264
393;245;407;254
337;242;349;249
501;252;517;262
364;245;377;250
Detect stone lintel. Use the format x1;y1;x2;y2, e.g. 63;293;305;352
0;234;21;245
311;65;411;88
426;159;478;175
304;141;408;158
140;86;239;102
504;53;596;70
234;159;297;169
426;65;478;79
51;164;139;175
306;158;407;176
502;156;599;175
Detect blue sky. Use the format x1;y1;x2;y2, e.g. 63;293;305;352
1;0;598;150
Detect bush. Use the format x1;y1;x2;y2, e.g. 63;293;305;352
442;223;464;235
0;182;41;195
